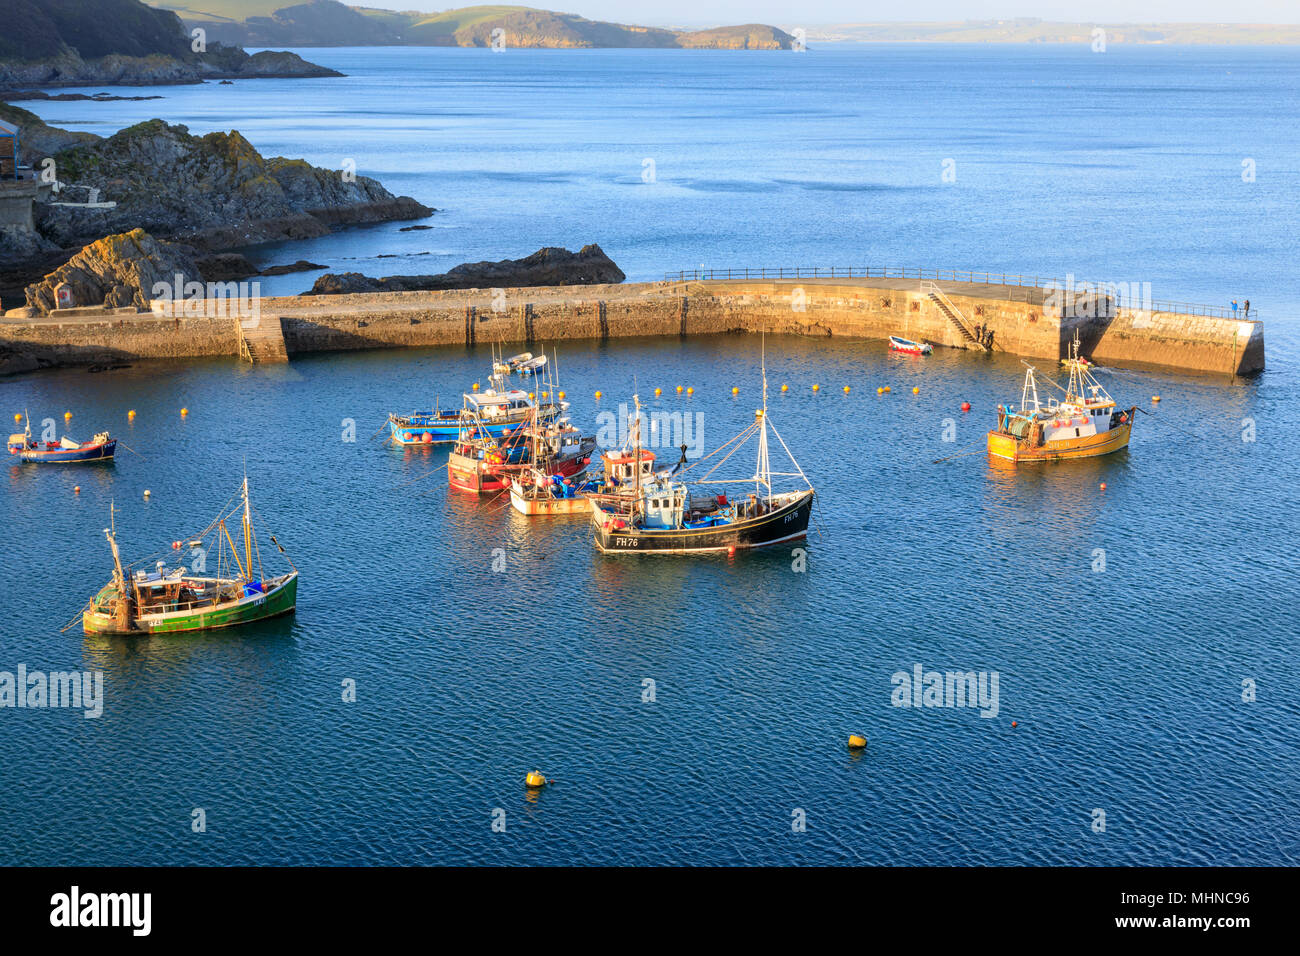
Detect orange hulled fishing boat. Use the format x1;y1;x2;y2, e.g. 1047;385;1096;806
987;337;1137;463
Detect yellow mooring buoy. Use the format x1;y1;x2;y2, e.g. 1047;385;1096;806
595;390;602;400
12;413;20;423
732;387;739;395
180;408;189;417
781;384;788;392
913;387;920;395
843;386;850;394
525;771;547;788
812;384;820;392
64;411;72;420
655;387;662;396
686;387;694;395
1152;395;1161;403
848;734;867;749
676;385;683;393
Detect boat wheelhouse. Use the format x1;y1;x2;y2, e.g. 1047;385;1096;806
81;477;297;635
987;336;1137;463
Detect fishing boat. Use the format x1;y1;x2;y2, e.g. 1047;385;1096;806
81;477;297;635
387;371;562;445
506;469;602;516
516;355;548;375
889;336;932;355
450;417;595;494
590;364;815;554
506;439;653;515
987;336;1136;463
8;415;115;463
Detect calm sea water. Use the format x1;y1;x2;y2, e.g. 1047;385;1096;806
2;45;1298;866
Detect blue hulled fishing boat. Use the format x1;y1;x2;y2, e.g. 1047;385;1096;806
387;370;564;445
8;416;116;463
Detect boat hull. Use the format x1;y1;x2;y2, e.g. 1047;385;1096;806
889;337;931;355
388;404;559;445
451;446;590;495
83;573;298;636
10;439;116;463
987;421;1133;462
593;490;814;554
509;488;593;516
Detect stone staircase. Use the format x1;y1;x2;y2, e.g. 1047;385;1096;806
922;281;988;351
236;315;289;364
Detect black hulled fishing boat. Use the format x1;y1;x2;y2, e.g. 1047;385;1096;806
590;358;814;555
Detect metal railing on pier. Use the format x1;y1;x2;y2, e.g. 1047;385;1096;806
662;266;1259;321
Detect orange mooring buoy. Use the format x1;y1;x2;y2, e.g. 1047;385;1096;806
1011;721;1018;728
961;401;971;412
1100;482;1107;491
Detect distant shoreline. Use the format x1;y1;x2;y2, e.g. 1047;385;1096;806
799;21;1300;46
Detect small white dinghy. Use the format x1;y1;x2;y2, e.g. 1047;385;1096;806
889;336;932;355
505;352;534;371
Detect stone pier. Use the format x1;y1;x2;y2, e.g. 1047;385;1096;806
0;277;1266;379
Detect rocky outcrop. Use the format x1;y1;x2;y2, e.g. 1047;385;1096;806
24;118;431;251
0;102;97;164
194;253;326;281
24;228;200;314
304;244;625;295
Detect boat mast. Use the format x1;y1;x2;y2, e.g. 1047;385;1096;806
756;335;771;502
242;474;253;584
631;393;644;513
104;501;127;595
1020;364;1041;413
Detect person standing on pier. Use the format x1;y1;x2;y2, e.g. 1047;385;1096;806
1232;299;1239;315
1244;299;1250;316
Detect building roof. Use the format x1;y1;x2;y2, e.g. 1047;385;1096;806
0;119;18;138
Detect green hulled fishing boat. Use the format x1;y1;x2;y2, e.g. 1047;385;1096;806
82;477;297;636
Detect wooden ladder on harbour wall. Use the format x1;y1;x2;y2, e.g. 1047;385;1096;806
235;315;289;365
921;281;988;351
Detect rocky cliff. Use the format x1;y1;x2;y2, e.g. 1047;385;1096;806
176;2;795;50
0;0;339;89
304;244;625;295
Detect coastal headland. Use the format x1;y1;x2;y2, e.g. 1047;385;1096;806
0;274;1265;379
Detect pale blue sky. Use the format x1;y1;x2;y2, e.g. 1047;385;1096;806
355;2;1300;28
